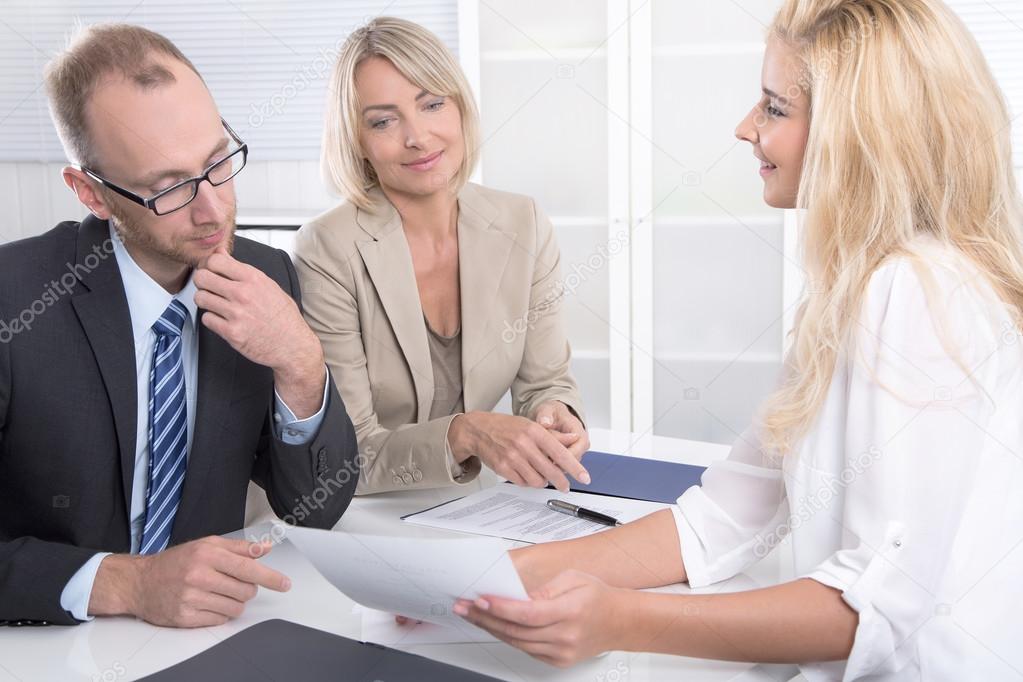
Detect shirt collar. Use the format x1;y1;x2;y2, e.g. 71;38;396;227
110;223;200;344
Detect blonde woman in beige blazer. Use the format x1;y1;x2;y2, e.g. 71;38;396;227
294;17;590;494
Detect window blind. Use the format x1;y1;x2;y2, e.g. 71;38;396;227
0;0;459;162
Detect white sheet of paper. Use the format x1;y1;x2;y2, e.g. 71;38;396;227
284;525;527;633
402;485;668;544
357;606;499;645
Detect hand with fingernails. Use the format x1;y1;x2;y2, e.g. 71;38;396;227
397;400;590;628
452;569;624;668
447;400;590;492
193;245;326;419
533;400;589;463
87;537;291;627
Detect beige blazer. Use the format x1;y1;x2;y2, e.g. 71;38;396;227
294;183;585;494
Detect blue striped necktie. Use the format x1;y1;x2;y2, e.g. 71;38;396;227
139;299;189;555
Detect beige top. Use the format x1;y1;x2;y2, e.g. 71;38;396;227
424;316;465;421
295;182;586;494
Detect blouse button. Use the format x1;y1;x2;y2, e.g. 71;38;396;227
893;539;903;548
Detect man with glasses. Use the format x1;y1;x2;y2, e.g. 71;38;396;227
0;23;360;627
74;118;250;219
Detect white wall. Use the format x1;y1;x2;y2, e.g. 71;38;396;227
475;0;614;428
648;1;785;443
3;0;1023;443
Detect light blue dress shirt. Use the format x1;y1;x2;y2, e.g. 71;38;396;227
59;226;327;621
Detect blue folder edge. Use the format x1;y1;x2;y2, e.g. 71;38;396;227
567;450;706;504
400;450;707;523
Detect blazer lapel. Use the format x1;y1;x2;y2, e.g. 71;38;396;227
355;191;435;422
70;216;138;522
457;185;517;408
355;185;517;419
171;317;237;540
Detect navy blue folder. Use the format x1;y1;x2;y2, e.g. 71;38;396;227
567;450;706;504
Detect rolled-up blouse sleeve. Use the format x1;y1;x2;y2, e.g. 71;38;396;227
802;258;1000;680
673;423;790;588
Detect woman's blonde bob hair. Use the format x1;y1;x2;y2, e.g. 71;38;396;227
759;0;1023;455
321;17;480;210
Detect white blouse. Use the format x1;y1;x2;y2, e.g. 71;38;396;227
672;238;1023;681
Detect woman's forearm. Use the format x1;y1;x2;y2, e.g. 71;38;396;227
618;578;857;663
513;509;686;591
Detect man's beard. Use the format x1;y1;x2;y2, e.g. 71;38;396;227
110;204;237;269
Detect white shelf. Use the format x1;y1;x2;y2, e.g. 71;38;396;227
237;211;312;228
653;215;781;228
653;351;780;364
481;48;607;62
651;42;766;57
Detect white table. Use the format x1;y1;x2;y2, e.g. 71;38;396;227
0;429;802;682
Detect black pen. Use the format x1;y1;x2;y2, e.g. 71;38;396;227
546;499;621;527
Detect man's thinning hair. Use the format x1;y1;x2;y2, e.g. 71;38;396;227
44;23;202;168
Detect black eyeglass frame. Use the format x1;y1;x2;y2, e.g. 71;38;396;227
73;118;248;216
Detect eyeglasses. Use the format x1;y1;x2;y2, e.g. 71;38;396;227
74;118;248;216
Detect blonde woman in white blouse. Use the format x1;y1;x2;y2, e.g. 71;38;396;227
454;1;1023;678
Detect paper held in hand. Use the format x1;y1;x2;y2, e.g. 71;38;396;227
284;525;527;634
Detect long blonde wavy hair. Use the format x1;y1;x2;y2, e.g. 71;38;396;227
759;0;1023;455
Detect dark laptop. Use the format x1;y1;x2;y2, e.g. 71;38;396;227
138;619;505;681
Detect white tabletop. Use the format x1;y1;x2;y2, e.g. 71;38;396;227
0;429;802;682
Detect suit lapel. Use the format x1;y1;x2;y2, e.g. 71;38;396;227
69;217;239;542
355;185;517;419
70;216;138;522
171;315;237;540
456;185;516;409
356;191;435;421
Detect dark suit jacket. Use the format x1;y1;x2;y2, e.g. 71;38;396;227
0;216;360;625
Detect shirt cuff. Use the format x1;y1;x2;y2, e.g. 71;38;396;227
800;522;909;681
443;414;481;483
273;366;330;445
59;552;111;622
444;414;466;479
671;504;711;588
